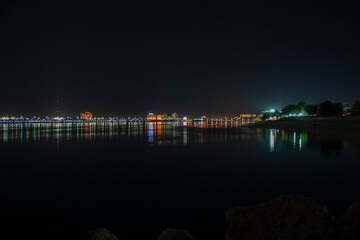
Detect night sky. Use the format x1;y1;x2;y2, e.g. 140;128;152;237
1;1;359;117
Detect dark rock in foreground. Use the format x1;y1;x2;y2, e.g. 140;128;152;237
225;194;334;240
88;228;118;240
87;195;360;240
157;228;195;240
226;194;360;240
337;201;360;240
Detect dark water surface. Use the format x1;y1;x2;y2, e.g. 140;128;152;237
1;122;360;240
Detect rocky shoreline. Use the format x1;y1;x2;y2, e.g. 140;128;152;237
89;194;360;240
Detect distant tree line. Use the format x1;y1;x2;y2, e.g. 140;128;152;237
261;100;360;120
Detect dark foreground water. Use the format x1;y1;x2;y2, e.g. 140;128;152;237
1;122;360;240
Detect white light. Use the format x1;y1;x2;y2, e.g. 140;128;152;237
270;109;275;113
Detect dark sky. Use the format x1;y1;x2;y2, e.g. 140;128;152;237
1;1;359;117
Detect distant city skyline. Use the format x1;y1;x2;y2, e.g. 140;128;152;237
0;110;258;119
1;98;358;119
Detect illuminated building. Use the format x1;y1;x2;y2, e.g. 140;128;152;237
147;112;169;121
201;115;207;121
162;112;168;119
239;114;257;118
172;112;179;120
147;112;157;121
80;112;93;120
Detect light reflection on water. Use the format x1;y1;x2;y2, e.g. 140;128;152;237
268;129;308;152
1;122;249;144
0;122;358;154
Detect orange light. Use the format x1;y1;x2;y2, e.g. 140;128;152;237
80;112;93;120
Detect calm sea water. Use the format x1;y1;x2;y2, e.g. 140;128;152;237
1;122;360;240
